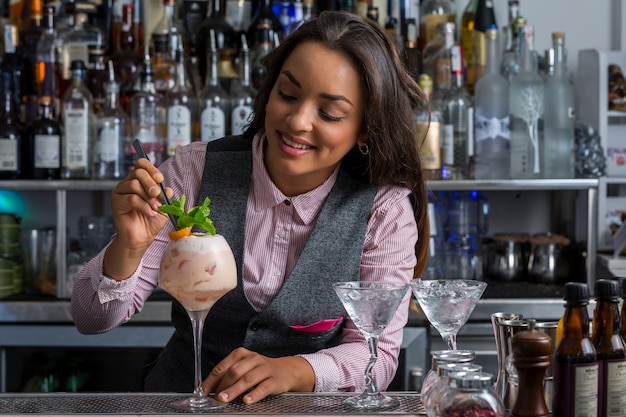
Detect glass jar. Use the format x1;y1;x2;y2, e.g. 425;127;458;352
436;371;505;417
420;350;476;415
424;362;483;417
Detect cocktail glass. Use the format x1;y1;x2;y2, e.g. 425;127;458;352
333;281;408;410
409;279;486;350
159;233;237;411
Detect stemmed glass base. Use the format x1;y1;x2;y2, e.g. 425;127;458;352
170;395;227;412
344;392;400;410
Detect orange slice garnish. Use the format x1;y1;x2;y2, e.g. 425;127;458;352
169;226;192;240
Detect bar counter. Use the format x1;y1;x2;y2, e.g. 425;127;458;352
0;392;425;416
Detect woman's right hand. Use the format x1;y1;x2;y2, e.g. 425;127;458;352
103;158;173;280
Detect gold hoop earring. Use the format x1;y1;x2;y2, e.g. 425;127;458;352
359;144;370;155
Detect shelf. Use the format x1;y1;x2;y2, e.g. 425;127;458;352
0;180;118;191
427;179;599;191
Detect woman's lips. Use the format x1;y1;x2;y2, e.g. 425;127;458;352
281;134;313;150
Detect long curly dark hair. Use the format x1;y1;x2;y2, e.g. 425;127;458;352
244;11;430;277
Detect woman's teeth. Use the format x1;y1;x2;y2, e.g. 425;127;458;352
282;135;312;150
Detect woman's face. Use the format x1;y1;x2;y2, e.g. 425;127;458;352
264;41;365;196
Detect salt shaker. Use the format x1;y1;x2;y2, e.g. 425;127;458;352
511;318;552;417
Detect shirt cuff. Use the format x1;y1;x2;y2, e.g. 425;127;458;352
92;245;141;304
298;353;341;392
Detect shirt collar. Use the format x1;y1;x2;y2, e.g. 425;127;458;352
250;133;339;225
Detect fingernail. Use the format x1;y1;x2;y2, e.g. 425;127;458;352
243;395;253;404
219;392;229;401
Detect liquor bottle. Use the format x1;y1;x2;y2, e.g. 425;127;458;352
225;0;252;32
473;26;509;180
18;0;43;121
286;0;303;36
131;0;144;54
471;0;497;92
110;3;143;87
35;5;61;119
150;34;177;96
509;25;543;179
250;18;273;90
0;90;23;179
590;279;626;417
129;55;166;166
195;0;239;89
542;32;575;179
62;60;94;179
247;0;283;50
181;0;208;56
199;29;230;142
230;34;255;136
26;96;62;179
501;16;525;82
441;45;473;180
86;48;108;114
460;0;477;94
429;22;456;110
0;24;23;122
94;61;127;179
552;282;598;417
402;18;421;83
416;74;442;181
58;1;105;97
152;0;189;59
165;49;195;156
418;0;455;51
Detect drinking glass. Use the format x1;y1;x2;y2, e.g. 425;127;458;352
333;281;408;410
409;279;487;350
159;233;237;411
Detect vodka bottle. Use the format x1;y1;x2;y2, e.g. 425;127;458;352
473;26;510;179
441;45;473;180
471;0;497;90
509;25;543;179
230;34;255;136
199;29;230;142
165;49;195;156
542;32;575;179
130;56;166;166
94;61;127;179
416;74;442;181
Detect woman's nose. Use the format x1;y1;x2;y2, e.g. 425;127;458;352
286;104;314;132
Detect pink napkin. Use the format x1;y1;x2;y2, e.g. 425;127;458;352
290;317;344;333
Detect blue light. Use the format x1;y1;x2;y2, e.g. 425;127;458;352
0;191;28;219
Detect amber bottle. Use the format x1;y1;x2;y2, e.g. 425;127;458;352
591;279;626;417
552;282;598;417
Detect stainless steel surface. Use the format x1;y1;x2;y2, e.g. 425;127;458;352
0;392;425;416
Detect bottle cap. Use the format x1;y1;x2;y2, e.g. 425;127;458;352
563;282;589;305
448;371;494;389
594;278;620;301
70;60;86;71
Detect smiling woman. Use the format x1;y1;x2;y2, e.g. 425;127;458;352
70;10;431;406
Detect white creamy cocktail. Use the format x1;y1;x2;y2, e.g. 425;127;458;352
159;233;237;312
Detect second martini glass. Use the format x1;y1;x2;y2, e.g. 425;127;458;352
409;279;487;350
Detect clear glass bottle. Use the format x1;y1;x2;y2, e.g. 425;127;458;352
152;0;189;59
430;22;456;111
0;90;23;179
94;61;127;180
199;29;230;142
27;96;62;180
473;26;510;180
165;49;196;156
416;74;442;180
1;24;24;122
225;0;252;32
230;34;255;136
471;0;496;92
509;25;543;179
543;32;575;179
441;45;473;180
418;0;455;51
110;3;142;89
590;279;626;417
553;282;598;417
435;372;505;417
35;5;61;119
150;33;177;96
402;18;421;83
130;56;166;166
501;16;525;82
62;60;94;179
250;18;274;91
85;47;108;114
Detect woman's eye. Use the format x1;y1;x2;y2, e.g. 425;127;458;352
320;110;344;122
277;89;296;101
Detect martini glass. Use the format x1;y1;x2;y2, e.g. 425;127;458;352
333;281;408;410
409;279;487;350
159;233;237;411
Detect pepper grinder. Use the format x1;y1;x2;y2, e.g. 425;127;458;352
511;318;552;417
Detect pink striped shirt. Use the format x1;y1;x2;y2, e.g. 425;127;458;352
71;134;418;392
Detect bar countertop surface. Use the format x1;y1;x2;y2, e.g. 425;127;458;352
0;392;425;416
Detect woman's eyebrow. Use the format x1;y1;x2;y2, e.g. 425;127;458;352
281;70;353;106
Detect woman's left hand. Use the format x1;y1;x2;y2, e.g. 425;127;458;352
202;347;316;404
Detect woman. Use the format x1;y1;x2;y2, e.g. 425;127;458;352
71;11;429;404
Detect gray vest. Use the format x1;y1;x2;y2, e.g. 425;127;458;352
144;135;377;392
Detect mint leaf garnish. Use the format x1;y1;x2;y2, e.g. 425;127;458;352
158;195;217;235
